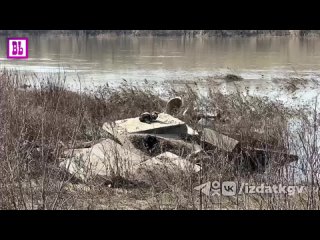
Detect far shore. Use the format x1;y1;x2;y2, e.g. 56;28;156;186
1;30;320;38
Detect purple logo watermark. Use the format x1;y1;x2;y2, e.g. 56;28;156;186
7;38;28;59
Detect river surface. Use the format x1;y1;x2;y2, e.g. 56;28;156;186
2;35;320;111
1;35;320;87
1;35;320;109
1;35;320;105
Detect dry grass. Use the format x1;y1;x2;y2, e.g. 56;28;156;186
284;78;308;93
1;69;320;209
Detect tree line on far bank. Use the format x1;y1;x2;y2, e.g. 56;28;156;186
0;30;319;37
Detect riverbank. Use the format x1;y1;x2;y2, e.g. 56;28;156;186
1;70;320;209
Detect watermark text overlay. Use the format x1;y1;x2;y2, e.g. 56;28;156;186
194;181;306;196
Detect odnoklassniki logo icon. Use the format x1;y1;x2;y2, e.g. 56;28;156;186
7;38;28;59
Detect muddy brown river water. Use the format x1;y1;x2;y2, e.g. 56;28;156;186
1;35;320;87
1;35;320;108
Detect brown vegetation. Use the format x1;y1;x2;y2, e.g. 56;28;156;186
1;69;320;209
